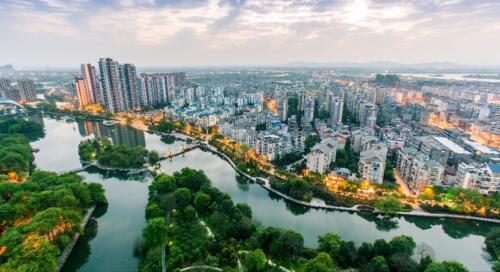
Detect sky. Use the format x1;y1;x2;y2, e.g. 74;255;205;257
1;0;500;68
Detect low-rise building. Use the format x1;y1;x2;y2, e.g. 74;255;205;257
456;162;500;194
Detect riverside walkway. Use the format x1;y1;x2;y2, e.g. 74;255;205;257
160;143;200;160
55;206;96;272
202;143;500;224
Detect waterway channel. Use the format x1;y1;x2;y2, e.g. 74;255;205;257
28;114;497;271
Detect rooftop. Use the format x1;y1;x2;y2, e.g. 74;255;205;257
432;136;471;155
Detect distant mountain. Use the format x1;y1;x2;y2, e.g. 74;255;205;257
283;61;500;73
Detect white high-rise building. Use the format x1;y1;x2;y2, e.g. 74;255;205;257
329;97;343;125
278;97;288;122
99;58;124;112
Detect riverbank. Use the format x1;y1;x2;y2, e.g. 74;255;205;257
200;143;500;224
55;206;96;272
35;111;500;224
27;114;497;271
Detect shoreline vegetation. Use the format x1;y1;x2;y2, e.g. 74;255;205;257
78;138;160;169
137;168;471;272
125;115;499;222
0;117;107;272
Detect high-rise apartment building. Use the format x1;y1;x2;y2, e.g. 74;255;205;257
0;78;11;91
278;97;288;122
17;79;37;102
0;78;20;101
121;63;139;110
138;73;178;108
99;58;125;113
329;97;343;125
75;77;91;108
81;64;102;104
358;102;378;128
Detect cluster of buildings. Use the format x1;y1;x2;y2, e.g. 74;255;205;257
219;111;306;161
74;58;185;112
0;78;37;103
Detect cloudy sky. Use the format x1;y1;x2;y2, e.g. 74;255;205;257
1;0;500;68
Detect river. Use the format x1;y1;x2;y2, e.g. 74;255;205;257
28;114;496;271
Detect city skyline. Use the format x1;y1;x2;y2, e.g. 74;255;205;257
1;0;500;68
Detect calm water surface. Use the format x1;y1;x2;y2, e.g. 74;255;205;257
29;114;496;271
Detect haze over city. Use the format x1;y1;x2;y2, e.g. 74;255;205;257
1;0;500;68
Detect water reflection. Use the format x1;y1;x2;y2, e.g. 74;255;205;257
76;120;146;148
84;165;152;182
160;148;497;271
359;213;400;232
28;114;497;272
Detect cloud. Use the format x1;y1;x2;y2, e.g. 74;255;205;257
1;0;500;66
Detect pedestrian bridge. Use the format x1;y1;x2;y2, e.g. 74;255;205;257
0;98;23;108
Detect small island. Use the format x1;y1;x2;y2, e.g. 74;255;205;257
78;138;160;169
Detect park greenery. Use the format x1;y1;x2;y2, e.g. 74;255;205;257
209;134;403;209
0;171;107;272
255;123;267;131
137;168;468;272
34;101;113;120
485;228;500;271
149;118;206;141
419;187;499;219
273;152;303;168
0;135;34;180
305;135;320;153
78;138;160;169
0;117;45;141
330;145;360;174
160;134;176;144
375;195;412;215
207;130;500;219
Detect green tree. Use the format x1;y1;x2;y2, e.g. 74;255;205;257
389;235;416;256
305;135;320;153
303;252;335;272
485;228;500;259
366;256;390;272
388;253;418;272
375;195;403;215
173;188;192;210
255;123;266;131
318;233;342;259
373;239;392;257
269;229;304;259
143;218;168;248
424;261;468;272
244;249;267;272
148;151;160;165
145;203;164;220
418;256;434;272
0;237;59;272
151;174;177;194
87;183;107;205
174;168;209;191
194;192;212;214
